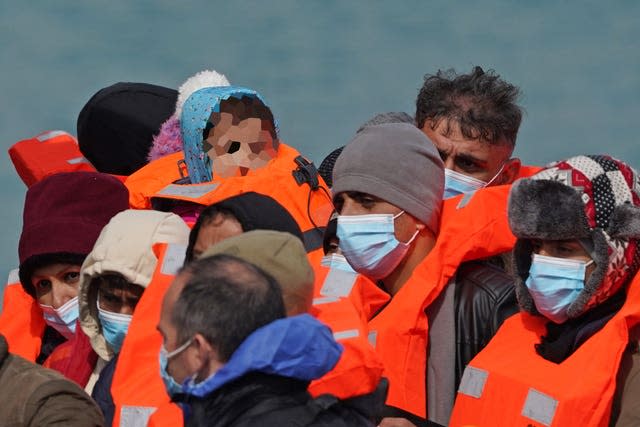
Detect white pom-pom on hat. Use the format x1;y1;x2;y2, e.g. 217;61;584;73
175;70;230;118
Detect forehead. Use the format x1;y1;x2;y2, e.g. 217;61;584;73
32;263;80;277
423;119;512;158
195;217;244;252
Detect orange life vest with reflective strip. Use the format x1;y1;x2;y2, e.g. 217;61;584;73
367;184;524;418
8;130;96;187
308;263;385;399
111;242;186;427
449;273;640;427
124;144;333;255
118;246;385;426
0;270;45;361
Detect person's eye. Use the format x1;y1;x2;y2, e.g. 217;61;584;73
35;279;52;291
354;194;376;209
557;245;575;255
64;272;80;283
456;157;480;172
531;240;542;253
102;293;120;304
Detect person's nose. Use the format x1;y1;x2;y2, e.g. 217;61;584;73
51;281;76;309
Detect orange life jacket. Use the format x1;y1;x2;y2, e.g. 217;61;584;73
124;144;333;254
110;242;185;427
367;184;522;418
449;273;640;427
118;246;385;426
0;271;45;361
8;130;96;187
308;263;385;399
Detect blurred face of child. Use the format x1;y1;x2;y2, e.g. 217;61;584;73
203;113;277;178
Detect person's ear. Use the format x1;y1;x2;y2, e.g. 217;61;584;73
191;333;223;381
499;157;521;184
192;334;213;366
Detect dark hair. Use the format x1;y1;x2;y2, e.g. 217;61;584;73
184;205;236;264
172;254;286;361
415;66;522;146
91;273;131;291
204;95;278;142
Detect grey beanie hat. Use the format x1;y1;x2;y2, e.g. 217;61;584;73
332;123;444;234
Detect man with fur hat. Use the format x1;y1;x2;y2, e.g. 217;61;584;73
332;122;521;426
450;155;640;426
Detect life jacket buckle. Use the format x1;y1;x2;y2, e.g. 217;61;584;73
177;159;188;180
292;156;320;190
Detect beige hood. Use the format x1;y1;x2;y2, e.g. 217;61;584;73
79;209;189;360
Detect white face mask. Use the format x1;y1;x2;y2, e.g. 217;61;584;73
39;296;79;340
336;211;419;280
443;163;506;199
525;254;594;324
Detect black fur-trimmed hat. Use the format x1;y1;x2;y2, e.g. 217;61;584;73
509;155;640;318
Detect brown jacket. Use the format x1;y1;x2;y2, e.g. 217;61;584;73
616;348;640;427
0;334;104;426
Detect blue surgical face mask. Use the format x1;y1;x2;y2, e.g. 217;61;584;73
97;298;132;354
320;253;356;273
159;338;193;397
39;296;79;340
443;164;505;199
525;253;594;324
337;211;419;280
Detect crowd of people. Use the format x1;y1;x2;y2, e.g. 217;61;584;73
0;66;638;427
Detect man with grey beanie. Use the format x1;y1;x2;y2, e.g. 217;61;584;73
331;122;520;427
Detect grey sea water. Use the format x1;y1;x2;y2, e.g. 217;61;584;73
1;1;639;296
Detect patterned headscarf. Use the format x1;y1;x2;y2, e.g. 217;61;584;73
180;86;276;183
509;155;640;318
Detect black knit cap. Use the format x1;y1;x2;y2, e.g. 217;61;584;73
77;82;177;175
318;147;344;188
185;192;304;263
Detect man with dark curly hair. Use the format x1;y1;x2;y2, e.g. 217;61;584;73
416;66;523;199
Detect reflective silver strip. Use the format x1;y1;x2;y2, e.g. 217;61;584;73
333;329;359;340
161;243;187;275
120;405;156;427
521;388;558;427
7;269;19;285
458;366;488;398
320;269;357;298
155;182;219;199
367;330;377;348
312;296;340;305
66;156;90;165
456;191;476;209
36;130;69;142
